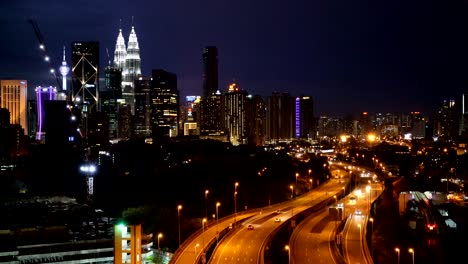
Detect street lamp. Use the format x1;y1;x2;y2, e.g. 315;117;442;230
202;218;207;252
366;185;371;211
309;179;313;191
295;173;299;186
369;217;374;259
205;190;209;219
234;182;239;216
290;185;294;199
195;243;199;254
357;224;362;255
369;217;374;233
216;202;221;242
285;245;290;264
177;205;182;247
408;248;414;264
395;248;400;264
157;233;163;251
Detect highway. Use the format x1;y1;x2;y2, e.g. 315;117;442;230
342;182;381;264
170;211;257;264
208;178;348;264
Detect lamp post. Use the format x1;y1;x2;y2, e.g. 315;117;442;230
369;217;374;259
408;248;414;264
205;190;209;220
295;173;299;186
395;248;400;264
195;243;199;254
202;218;207;252
234;182;239;216
357;224;362;256
369;217;374;233
177;205;182;247
290;185;294;199
216;202;221;243
285;245;290;264
157;233;163;251
309;179;313;191
366;185;371;212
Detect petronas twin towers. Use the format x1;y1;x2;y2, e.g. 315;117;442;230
113;22;141;113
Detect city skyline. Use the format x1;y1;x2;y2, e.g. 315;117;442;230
1;0;467;117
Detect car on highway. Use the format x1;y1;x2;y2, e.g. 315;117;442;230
355;209;362;215
276;210;281;214
349;196;356;205
274;218;281;223
247;224;254;230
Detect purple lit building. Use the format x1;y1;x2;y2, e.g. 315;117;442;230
35;86;57;141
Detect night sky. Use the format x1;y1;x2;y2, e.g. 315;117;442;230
1;0;467;117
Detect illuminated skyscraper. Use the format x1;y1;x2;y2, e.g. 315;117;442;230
202;46;218;99
35;86;57;141
59;46;70;91
224;83;248;145
113;27;127;71
71;41;99;140
122;25;141;114
0;80;28;135
295;96;314;140
134;76;151;138
71;41;99;110
150;69;179;138
265;92;294;143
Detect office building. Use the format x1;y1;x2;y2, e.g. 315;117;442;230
35;86;58;142
245;94;266;146
150;69;179;138
134;76;151;138
121;25;141;114
295;96;314;140
202;46;218;99
224;83;248;145
0;80;28;135
265;92;294;143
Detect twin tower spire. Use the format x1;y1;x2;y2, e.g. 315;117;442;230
113;19;141;89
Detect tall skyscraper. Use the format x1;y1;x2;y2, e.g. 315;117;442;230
113;28;127;71
224;83;248;145
202;46;218;99
122;25;141;114
246;94;266;146
134;76;151;138
150;69;179;138
35;86;57;141
71;41;99;111
102;66;123;139
296;96;314;140
200;91;224;138
265;92;294;143
0;80;28;135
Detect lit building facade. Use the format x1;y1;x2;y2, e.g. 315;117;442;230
265;92;294;143
134;76;151;138
246;94;266;146
0;80;28;135
200;91;225;139
224;83;248;145
35;86;57;141
295;96;314;140
181;96;201;136
150;69;179;138
121;25;141;114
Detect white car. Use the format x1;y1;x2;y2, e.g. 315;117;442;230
355;209;362;215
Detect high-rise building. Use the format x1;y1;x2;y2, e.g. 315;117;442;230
102;66;123;139
27;100;37;138
71;41;99;111
0;80;28;135
434;99;457;139
265;92;294;143
35;86;57;141
200;91;225;138
181;96;201;136
245;94;266;146
150;70;179;138
296;96;314;140
122;25;141;114
113;28;127;71
134;76;151;138
224;83;248;145
202;46;218;99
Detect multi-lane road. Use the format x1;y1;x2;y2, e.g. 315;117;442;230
208;178;348;264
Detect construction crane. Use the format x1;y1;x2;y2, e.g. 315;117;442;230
28;18;62;89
